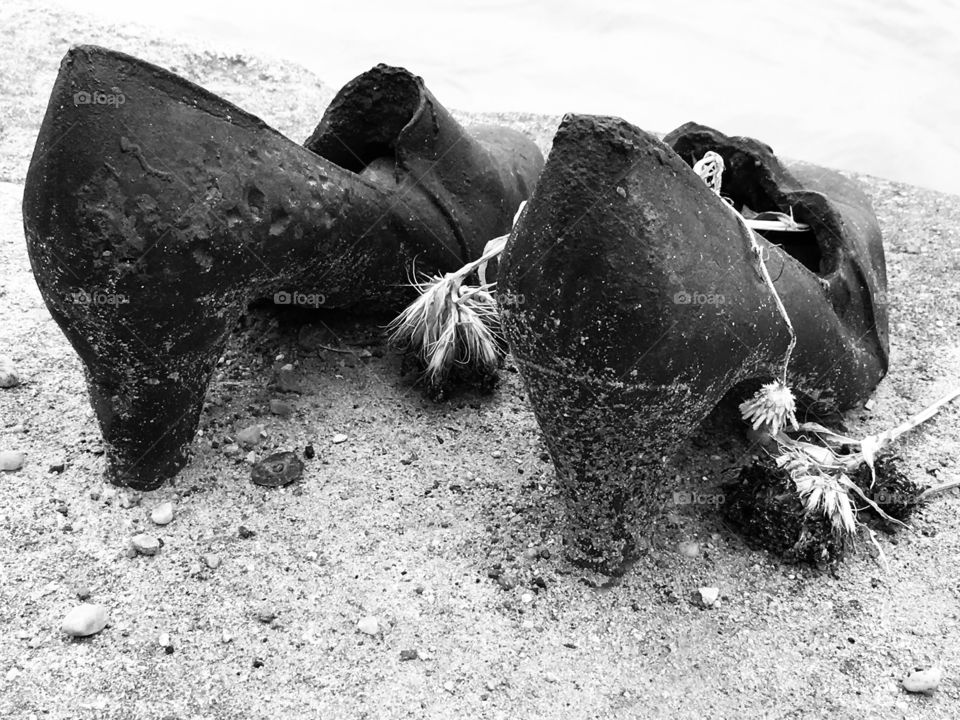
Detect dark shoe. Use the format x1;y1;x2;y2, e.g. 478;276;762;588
498;114;888;573
23;46;542;489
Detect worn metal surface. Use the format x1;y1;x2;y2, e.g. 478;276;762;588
499;114;888;573
22;45;542;490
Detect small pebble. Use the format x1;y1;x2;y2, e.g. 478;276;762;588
0;360;19;388
221;631;233;643
902;667;941;695
48;457;66;473
222;443;241;457
131;534;161;556
678;541;700;558
158;632;172;649
76;586;91;601
697;587;720;608
400;449;417;465
0;450;25;471
150;502;174;526
238;525;256;539
62;604;108;637
357;616;380;635
521;593;534;604
188;562;203;576
269;399;294;417
244;451;259;464
203;554;222;569
399;649;419;661
250;451;304;487
236;424;264;447
256;607;278;624
332;433;348;444
491;450;503;459
304;444;316;460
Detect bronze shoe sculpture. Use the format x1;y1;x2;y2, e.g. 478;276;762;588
23;46;542;490
498;114;888;573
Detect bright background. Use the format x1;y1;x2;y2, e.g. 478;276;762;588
50;0;960;195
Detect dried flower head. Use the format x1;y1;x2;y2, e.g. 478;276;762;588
792;470;857;535
740;381;799;435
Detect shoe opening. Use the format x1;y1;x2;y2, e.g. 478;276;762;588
304;65;421;173
666;125;837;276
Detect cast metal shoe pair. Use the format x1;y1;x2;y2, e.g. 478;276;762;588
500;115;889;573
23;46;542;489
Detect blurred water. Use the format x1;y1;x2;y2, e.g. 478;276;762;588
54;0;960;195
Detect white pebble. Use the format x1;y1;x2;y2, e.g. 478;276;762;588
150;502;174;526
0;360;19;388
903;667;941;694
521;593;534;604
0;450;25;471
62;604;108;637
698;587;720;607
158;632;172;648
357;616;379;635
332;433;348;444
203;554;222;569
131;534;161;556
678;541;699;558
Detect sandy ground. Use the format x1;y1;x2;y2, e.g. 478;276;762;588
2;2;960;718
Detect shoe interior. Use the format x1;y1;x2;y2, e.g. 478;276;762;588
743;218;821;274
703;154;824;275
666;125;838;277
304;66;421;173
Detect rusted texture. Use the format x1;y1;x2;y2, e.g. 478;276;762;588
22;46;542;490
499;114;888;573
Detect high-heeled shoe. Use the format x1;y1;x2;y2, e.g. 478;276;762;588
23;46;542;490
499;114;888;573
